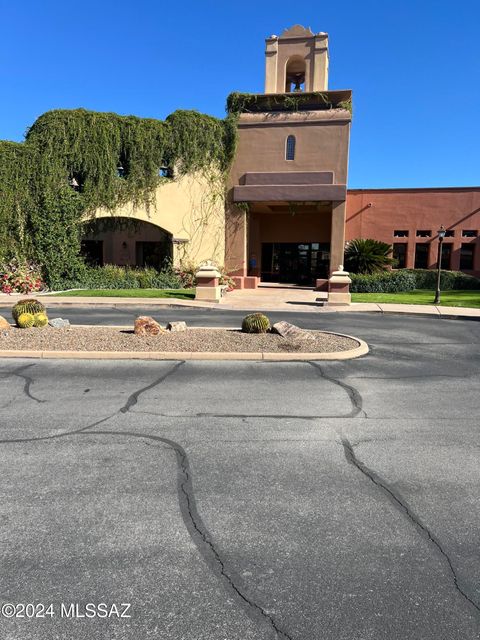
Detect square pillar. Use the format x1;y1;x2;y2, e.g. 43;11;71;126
330;201;346;276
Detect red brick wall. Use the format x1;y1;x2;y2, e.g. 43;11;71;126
345;188;480;276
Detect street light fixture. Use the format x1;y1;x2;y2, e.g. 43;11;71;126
434;225;446;304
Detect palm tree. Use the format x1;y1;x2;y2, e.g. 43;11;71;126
344;238;395;274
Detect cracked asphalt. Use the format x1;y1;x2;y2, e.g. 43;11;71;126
0;313;479;639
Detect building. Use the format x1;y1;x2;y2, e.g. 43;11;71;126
84;25;480;282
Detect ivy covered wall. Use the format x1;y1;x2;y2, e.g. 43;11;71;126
0;108;238;284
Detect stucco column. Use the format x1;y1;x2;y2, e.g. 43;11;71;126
330;201;346;275
264;37;279;93
312;33;329;91
225;203;247;277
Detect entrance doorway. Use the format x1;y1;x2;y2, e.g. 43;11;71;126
261;242;330;284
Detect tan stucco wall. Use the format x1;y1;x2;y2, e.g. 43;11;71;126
93;171;226;268
226;109;351;275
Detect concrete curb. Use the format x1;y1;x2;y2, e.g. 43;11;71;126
0;333;369;361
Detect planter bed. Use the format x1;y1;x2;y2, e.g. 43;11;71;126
0;326;360;354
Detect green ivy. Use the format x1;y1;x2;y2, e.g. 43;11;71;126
226;91;352;114
0;108;238;284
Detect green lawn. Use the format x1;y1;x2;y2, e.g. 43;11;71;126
52;288;196;299
351;289;480;308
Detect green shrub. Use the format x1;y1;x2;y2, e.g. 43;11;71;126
345;238;395;274
350;270;416;293
241;313;271;334
49;264;183;291
403;269;480;291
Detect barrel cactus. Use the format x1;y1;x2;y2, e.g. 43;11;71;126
241;313;271;334
33;312;49;327
17;312;35;328
12;298;46;323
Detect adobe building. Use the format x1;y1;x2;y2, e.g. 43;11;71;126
82;25;479;282
225;25;352;287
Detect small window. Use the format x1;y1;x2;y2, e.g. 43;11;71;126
393;243;408;268
414;243;429;269
286;135;296;161
394;230;409;238
440;243;452;270
416;230;431;238
445;229;454;237
460;244;475;270
462;230;477;238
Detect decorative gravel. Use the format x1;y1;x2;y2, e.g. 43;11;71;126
0;327;359;353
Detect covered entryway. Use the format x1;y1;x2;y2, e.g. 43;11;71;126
246;200;333;286
260;242;330;284
230;171;348;288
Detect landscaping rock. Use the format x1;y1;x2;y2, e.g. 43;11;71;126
134;316;165;336
167;321;187;332
271;321;315;341
0;315;11;330
49;318;70;329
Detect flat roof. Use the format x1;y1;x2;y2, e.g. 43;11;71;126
348;186;480;193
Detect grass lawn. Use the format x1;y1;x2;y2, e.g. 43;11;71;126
351;289;480;308
51;288;196;299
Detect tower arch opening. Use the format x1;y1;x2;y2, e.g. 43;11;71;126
285;56;306;92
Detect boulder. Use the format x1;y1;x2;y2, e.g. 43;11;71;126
271;321;315;341
49;317;70;329
0;315;11;330
167;321;187;332
134;316;165;336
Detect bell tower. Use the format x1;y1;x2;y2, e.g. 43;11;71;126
264;25;329;94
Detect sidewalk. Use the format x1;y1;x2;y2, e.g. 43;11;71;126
0;288;479;319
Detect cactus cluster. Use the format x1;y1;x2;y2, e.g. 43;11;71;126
12;299;48;329
17;313;35;328
241;313;271;334
12;298;46;322
33;312;49;327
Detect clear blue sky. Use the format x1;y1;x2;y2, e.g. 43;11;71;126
1;0;479;188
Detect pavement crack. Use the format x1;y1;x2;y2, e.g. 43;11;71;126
341;437;480;615
308;362;364;418
87;429;294;639
1;364;45;404
120;361;185;413
0;413;117;444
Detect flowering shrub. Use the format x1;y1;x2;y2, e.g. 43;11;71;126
175;261;236;291
175;261;197;288
0;259;45;294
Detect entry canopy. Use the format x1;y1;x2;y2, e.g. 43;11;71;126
233;171;346;203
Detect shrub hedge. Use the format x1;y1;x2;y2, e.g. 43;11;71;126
49;264;183;291
350;269;480;293
403;269;480;291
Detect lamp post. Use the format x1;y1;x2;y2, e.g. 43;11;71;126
434;225;446;304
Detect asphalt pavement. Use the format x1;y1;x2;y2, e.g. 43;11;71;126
0;315;479;639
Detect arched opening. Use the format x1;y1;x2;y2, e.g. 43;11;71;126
285;56;306;92
285;135;296;161
81;217;173;269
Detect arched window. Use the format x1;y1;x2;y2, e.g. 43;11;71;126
286;135;296;161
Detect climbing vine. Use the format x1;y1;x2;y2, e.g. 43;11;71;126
0;108;238;284
226;91;352;114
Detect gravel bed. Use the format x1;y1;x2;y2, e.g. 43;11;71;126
0;327;359;353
